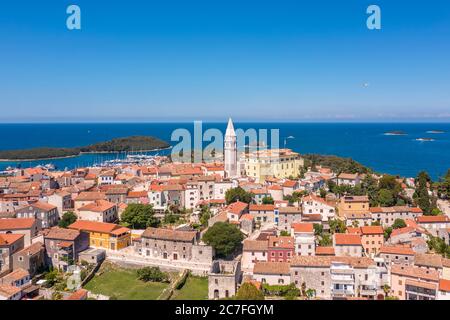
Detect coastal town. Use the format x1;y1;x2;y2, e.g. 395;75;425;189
0;119;449;301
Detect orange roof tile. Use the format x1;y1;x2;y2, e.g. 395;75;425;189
0;218;36;230
360;226;383;235
291;223;314;233
315;246;335;256
439;279;450;292
334;233;362;246
69;220;128;235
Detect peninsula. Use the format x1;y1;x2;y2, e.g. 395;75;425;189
0;136;170;161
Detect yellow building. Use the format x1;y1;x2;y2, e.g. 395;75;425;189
68;220;130;251
244;149;304;183
337;195;370;218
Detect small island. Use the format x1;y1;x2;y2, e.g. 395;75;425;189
0;136;170;161
384;131;407;136
416;138;435;142
426;130;445;134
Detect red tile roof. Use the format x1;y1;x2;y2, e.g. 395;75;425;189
0;233;24;245
439;279;450;292
0;218;36;230
69;220;129;235
379;245;415;256
249;204;275;211
315;246;335;256
334;233;362;246
291;223;314;233
417;215;449;223
227;201;249;214
360;226;384;235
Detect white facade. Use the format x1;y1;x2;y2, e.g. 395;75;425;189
302;197;335;221
213;181;233;200
292;231;315;256
184;185;200;210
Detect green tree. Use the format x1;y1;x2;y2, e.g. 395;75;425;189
436;169;450;199
377;189;395;207
392;218;406;229
384;227;393;240
280;230;290;236
58;211;77;228
121;204;159;229
329;219;346;234
225;187;253;204
413;171;434;214
427;236;450;258
318;233;332;246
137;267;169;283
202;222;244;257
235;283;264;300
319;188;327;198
199;205;211;227
163;213;180;225
262;196;274;205
313;223;323;236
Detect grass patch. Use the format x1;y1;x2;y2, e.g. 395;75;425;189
83;263;169;300
171;276;208;300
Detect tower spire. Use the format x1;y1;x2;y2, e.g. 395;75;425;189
224;118;238;178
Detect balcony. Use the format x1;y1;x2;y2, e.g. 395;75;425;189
332;289;355;297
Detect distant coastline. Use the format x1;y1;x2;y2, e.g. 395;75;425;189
0;136;170;162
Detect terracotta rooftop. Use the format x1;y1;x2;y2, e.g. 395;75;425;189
379;245;415;256
0;284;21;298
0;218;36;230
1;268;30;282
0;233;24;245
69;220;129;235
249;204;274;211
391;264;439;282
334;233;362;246
66;289;88;300
278;206;302;214
142;227;197;242
360;226;384;235
28;201;57;212
45;227;80;241
74;191;106;201
417;215;449;223
243;239;268;252
290;256;374;268
78;199;116;213
315;246;335;256
414;253;443;269
253;261;290;275
15;242;44;256
268;236;294;249
227;201;249;214
439;279;450;292
291;223;314;234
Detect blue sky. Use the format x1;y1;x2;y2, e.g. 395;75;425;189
0;0;449;122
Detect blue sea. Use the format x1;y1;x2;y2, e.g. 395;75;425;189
0;123;449;180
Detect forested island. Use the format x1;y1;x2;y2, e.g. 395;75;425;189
0;136;170;161
302;154;373;174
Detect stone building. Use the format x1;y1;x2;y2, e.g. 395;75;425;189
138;227;213;264
208;260;242;299
15;201;59;229
276;206;302;232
